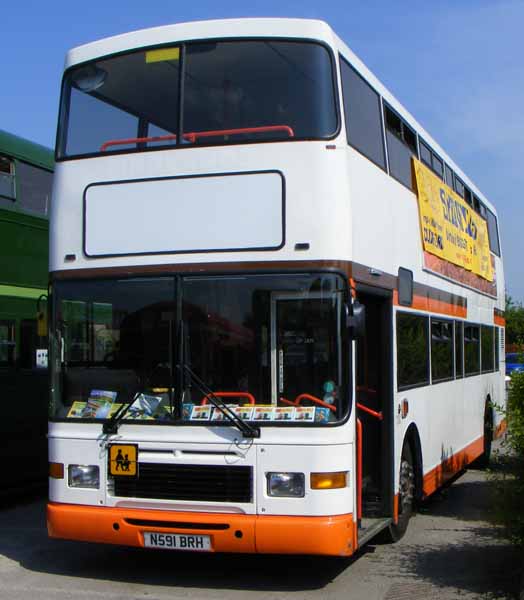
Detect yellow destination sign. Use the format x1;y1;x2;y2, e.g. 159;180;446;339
413;158;493;281
108;444;138;477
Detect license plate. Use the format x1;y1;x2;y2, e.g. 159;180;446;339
143;532;212;552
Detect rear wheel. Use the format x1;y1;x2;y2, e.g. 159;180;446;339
476;405;493;468
381;442;415;542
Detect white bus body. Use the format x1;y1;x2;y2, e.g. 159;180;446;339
47;18;506;556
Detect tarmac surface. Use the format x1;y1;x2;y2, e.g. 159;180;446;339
0;448;521;599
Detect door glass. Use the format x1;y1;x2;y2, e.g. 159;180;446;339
275;296;341;408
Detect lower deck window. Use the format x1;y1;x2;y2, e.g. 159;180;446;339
464;325;480;375
0;320;16;366
431;319;453;382
397;312;429;389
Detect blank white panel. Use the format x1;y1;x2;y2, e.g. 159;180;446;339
84;172;284;256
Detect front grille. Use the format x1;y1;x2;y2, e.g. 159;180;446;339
113;463;252;503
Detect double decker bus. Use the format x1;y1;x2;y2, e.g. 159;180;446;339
0;129;53;494
47;18;505;556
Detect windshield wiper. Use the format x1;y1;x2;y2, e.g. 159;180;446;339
183;364;260;439
102;391;140;435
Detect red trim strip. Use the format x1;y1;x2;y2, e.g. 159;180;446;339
422;436;483;497
394;290;468;318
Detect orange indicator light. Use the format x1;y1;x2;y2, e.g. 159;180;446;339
311;471;347;490
49;462;64;479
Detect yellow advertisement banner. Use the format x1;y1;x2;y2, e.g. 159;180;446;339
413;158;493;282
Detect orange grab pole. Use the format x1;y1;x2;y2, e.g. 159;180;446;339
357;418;362;520
100;133;178;151
201;391;256;406
279;397;296;406
356;402;383;421
183;125;294;143
294;393;336;412
100;125;294;151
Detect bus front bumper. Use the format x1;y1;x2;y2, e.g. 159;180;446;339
47;502;356;556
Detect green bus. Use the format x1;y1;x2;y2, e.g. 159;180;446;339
0;129;53;494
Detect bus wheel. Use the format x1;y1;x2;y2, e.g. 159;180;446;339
477;404;493;468
381;442;415;543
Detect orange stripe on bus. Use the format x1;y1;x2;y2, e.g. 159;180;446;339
393;494;399;524
47;503;357;557
393;290;467;318
494;315;505;327
422;436;484;498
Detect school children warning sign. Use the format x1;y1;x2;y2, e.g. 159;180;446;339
413;158;493;282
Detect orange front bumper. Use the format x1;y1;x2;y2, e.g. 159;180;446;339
47;502;356;556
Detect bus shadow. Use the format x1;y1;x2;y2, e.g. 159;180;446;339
0;498;356;592
391;532;521;599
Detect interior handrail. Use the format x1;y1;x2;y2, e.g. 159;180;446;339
356;402;383;421
200;391;256;406
183;125;295;143
294;393;336;412
100;133;178;151
100;125;294;151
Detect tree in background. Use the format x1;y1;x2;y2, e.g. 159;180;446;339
505;295;524;350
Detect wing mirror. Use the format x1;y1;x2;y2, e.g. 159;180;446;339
345;300;366;339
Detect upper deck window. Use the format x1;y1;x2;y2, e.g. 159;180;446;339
384;104;417;191
340;58;386;170
57;40;338;159
0;156;15;201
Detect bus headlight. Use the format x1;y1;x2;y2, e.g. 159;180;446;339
267;472;305;497
68;465;100;489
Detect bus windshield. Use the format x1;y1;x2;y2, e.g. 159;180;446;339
57;40;338;159
50;273;349;426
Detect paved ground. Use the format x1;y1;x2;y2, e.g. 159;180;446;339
0;454;522;599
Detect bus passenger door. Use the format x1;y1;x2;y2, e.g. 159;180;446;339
355;290;394;535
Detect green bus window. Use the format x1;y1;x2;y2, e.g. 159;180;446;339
481;325;495;373
464;324;480;376
0;155;15;201
0;320;16;366
431;318;453;383
397;312;429;389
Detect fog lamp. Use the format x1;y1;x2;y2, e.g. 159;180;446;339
68;465;100;489
267;472;305;497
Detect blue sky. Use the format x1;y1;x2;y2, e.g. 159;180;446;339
3;0;522;301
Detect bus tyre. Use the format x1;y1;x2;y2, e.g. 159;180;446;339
477;405;493;468
382;442;415;543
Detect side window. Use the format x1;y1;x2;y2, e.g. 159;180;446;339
384;104;417;190
445;164;454;188
419;139;444;180
16;161;53;217
455;320;464;378
495;327;500;370
420;139;432;167
454;176;465;199
431;318;453;382
481;325;495;373
340;58;386;170
464;324;480;375
0;155;16;206
397;312;429;389
0;320;16;366
486;207;501;256
432;154;444;179
464;186;472;207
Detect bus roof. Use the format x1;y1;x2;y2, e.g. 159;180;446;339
64;18;334;68
0;129;54;171
63;17;496;216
